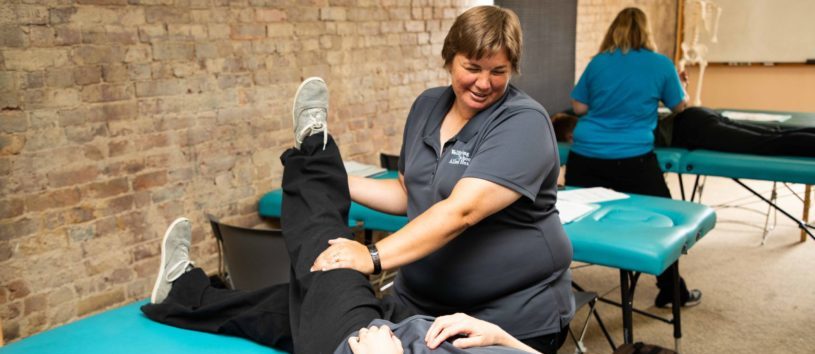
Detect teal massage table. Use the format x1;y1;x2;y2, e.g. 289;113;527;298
0;301;285;354
558;121;815;243
4;175;715;353
257;175;717;350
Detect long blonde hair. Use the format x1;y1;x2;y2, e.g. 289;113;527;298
598;7;656;54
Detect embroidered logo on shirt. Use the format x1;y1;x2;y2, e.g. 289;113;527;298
449;149;471;166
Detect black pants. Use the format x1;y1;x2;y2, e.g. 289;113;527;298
142;135;411;353
142;134;568;354
673;107;815;157
564;151;691;305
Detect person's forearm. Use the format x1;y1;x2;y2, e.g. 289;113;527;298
496;334;541;354
349;175;407;215
375;178;519;270
376;197;470;270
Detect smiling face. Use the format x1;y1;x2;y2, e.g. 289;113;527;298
449;51;512;118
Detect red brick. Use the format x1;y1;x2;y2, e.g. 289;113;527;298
65;123;108;143
50;7;78;24
231;24;266;40
108;140;133;158
0;242;12;262
132;171;167;191
71;45;125;65
74;66;102;85
151;41;195;61
256;8;287;22
76;289;124;317
0;134;25;156
84;178;129;199
47;166;98;188
145;6;191;24
7;280;31;300
0;25;26;48
55;25;82;46
99;194;134;216
26;188;81;212
24;293;47;315
0;217;40;241
80;83;133;103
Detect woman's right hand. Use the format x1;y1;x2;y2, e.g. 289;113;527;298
348;325;404;354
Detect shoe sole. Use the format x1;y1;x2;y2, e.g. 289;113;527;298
292;77;328;134
150;217;191;303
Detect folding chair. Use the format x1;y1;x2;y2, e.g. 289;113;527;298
207;214;290;290
570;290;616;354
379;153;399;171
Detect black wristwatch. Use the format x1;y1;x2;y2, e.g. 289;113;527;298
367;244;382;275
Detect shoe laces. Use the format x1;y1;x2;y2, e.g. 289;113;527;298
296;108;328;150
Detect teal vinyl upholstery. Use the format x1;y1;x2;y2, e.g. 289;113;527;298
259;184;715;275
556;143;684;173
564;192;715;274
679;149;815;185
0;301;284;354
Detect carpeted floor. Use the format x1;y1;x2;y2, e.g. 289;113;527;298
558;175;815;354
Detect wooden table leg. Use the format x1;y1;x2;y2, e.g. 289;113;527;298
802;185;812;243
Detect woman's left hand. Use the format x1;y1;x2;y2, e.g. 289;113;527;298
311;238;373;274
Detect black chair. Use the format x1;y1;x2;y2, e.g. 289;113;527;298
379;153;399;171
207;214;290;290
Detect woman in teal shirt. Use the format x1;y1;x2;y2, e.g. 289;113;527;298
566;7;701;308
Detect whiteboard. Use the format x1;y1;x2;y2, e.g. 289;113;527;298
700;0;815;63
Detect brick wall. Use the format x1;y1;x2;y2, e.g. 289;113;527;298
0;0;481;342
576;0;678;80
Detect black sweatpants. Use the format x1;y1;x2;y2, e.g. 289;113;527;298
142;134;569;354
141;134;412;353
564;151;691;305
673;107;815;157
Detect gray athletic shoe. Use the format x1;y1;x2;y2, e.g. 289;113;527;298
150;217;195;304
292;77;328;149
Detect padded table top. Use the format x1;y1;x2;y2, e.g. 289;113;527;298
259;184;715;275
679;149;815;185
556;143;685;173
0;301;283;354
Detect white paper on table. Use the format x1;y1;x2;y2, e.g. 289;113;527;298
721;111;791;123
558;187;629;204
556;200;599;224
343;161;386;177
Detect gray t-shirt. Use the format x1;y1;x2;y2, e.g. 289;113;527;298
393;86;575;339
333;316;529;354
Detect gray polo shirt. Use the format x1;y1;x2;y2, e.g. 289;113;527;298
334;316;529;354
393;85;575;339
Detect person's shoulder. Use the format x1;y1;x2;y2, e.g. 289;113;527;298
501;85;547;117
416;86;449;101
639;49;674;64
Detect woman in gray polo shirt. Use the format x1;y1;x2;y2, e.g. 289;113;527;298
312;6;574;354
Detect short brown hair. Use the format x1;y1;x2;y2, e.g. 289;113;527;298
441;5;522;73
598;7;656;54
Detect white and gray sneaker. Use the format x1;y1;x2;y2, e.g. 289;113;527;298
292;77;329;150
150;217;195;304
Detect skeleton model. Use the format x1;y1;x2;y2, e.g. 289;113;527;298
678;0;722;106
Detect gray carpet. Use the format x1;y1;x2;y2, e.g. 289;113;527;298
559;175;815;354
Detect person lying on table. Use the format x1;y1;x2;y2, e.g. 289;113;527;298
142;86;545;354
310;5;574;353
552;106;815;158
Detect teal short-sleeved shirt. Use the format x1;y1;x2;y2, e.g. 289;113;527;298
570;49;685;159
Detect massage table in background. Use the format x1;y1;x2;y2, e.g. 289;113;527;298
0;301;285;354
258;177;717;351
557;136;815;243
